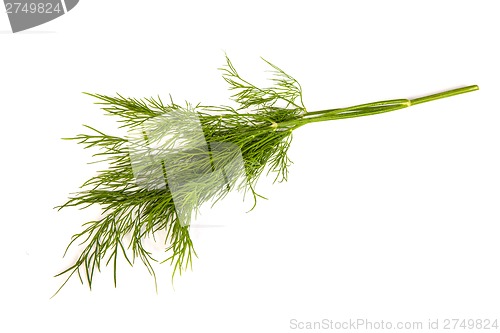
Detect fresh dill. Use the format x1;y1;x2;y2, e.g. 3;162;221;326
55;55;478;295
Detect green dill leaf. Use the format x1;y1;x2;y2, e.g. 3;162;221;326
54;56;478;296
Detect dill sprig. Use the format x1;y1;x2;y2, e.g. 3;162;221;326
55;55;478;295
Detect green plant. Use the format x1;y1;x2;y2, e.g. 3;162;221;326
55;55;478;295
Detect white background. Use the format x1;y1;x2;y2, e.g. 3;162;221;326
1;1;499;332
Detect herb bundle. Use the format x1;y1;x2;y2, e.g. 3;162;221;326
56;55;478;294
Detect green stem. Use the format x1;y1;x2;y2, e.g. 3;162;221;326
276;85;479;129
409;85;479;105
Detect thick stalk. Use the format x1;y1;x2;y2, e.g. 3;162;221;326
276;85;479;130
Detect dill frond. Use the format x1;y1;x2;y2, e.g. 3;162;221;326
55;55;478;295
